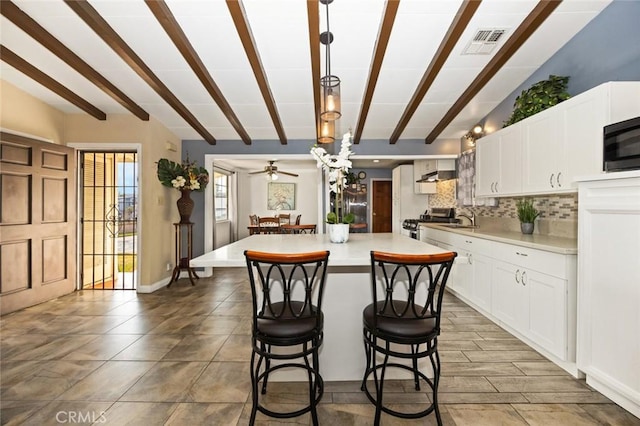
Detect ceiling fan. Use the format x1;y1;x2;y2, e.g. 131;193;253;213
248;161;298;180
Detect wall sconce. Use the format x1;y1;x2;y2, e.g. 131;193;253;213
464;123;484;146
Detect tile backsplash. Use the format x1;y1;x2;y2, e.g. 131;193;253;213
429;179;578;238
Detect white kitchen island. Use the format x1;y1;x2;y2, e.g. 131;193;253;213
190;233;447;381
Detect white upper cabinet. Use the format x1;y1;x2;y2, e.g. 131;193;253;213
476;124;522;197
477;82;640;197
522;107;563;193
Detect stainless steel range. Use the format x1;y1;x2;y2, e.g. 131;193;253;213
402;208;459;240
418;207;458;224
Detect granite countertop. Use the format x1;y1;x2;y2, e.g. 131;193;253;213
420;223;577;255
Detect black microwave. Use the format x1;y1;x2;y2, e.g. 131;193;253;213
603;116;640;172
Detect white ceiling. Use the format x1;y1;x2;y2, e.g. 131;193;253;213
1;0;612;144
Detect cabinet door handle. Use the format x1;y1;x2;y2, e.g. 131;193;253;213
490;182;495;193
468;253;473;265
557;172;562;187
550;173;555;188
516;252;528;257
515;269;520;283
495;182;498;193
521;271;527;286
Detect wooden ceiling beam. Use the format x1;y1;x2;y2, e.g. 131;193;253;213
64;0;216;144
353;0;400;145
307;0;321;142
146;0;252;145
1;45;106;120
425;0;561;144
389;0;480;144
226;0;287;145
1;1;148;121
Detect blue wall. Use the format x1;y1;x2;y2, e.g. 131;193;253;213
483;0;640;131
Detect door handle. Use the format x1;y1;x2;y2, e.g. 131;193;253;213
521;271;527;286
550;173;555;188
557;172;562;187
515;269;520;283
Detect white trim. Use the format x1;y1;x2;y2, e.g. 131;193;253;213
69;143;142;291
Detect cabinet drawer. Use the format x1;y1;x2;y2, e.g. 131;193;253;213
448;233;493;255
491;241;569;279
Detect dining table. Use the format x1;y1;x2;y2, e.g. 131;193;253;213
279;224;317;234
190;233;448;382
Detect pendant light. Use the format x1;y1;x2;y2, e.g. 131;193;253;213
319;0;341;122
318;119;335;144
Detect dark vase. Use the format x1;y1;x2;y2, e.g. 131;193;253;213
176;189;194;223
520;222;534;234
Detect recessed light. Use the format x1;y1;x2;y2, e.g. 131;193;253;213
373;159;380;163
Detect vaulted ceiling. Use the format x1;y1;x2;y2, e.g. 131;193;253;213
1;0;612;146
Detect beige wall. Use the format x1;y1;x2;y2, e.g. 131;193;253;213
65;114;181;289
2;79;181;291
0;80;65;143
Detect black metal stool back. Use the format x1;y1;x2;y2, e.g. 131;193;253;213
244;250;330;425
361;250;456;425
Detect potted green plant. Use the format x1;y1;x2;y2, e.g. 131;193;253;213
503;75;570;127
516;198;540;234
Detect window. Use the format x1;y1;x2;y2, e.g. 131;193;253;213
214;170;229;221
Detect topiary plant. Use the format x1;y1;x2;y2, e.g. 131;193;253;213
503;75;570;127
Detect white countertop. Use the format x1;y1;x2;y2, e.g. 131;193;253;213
575;169;640;182
420;223;577;255
190;233;446;267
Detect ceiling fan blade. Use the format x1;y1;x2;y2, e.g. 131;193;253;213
248;170;267;174
279;171;299;177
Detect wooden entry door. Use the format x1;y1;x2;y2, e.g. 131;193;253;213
371;180;392;233
0;133;76;315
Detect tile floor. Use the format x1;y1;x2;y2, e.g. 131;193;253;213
1;268;639;425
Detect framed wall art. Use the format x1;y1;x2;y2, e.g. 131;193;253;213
267;182;295;210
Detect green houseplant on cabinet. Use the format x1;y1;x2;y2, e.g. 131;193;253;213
516;198;540;234
504;75;571;127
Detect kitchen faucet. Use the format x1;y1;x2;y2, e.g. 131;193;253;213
456;212;476;227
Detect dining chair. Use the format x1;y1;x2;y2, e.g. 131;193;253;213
277;213;291;225
244;250;331;425
361;250;457;425
249;214;259;225
257;217;279;234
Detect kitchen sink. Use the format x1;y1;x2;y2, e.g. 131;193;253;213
435;223;478;229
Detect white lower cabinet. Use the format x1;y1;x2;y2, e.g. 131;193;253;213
421;226;577;374
492;260;529;335
471;252;492;314
527;269;567;359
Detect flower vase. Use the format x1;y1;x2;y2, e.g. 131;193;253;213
328;223;350;243
177;189;194;223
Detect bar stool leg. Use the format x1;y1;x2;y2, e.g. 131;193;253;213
261;343;270;394
432;348;443;425
249;348;261;425
412;344;421;391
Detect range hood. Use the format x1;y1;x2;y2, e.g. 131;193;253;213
417;170;456;182
415;159;456;182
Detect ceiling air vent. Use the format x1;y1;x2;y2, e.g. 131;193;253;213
462;28;507;55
